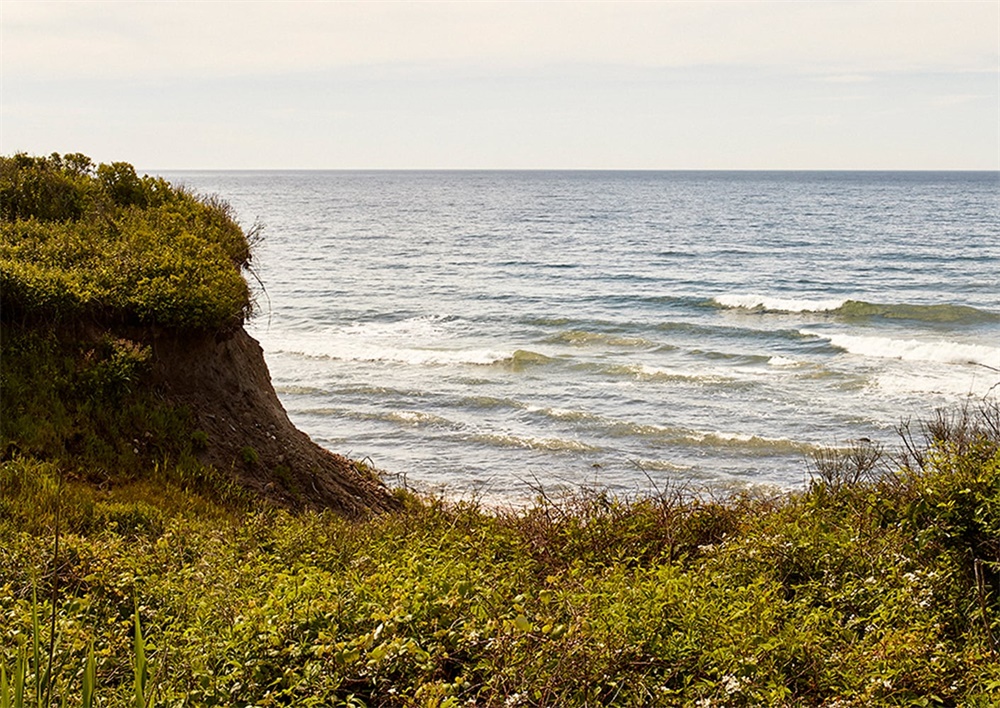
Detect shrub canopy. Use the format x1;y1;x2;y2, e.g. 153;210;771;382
0;152;253;330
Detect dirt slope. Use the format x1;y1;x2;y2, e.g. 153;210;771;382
149;326;399;515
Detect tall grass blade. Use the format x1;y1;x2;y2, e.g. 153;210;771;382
133;608;147;708
13;647;24;708
1;664;10;708
81;642;95;708
46;482;61;708
31;590;41;708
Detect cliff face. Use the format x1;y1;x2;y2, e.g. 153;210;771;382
1;153;398;515
149;326;398;515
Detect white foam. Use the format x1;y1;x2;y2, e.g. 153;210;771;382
471;432;601;453
381;410;455;427
875;369;997;398
260;315;516;367
339;315;451;340
715;294;847;313
276;341;511;367
801;330;1000;367
691;430;817;453
768;356;800;368
630;363;735;384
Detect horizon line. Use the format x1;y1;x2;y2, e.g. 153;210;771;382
146;167;1000;173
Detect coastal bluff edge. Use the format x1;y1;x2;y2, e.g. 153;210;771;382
0;152;397;515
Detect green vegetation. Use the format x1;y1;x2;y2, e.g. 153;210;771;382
2;326;176;470
0;153;258;493
0;320;251;513
1;405;998;706
1;152;253;330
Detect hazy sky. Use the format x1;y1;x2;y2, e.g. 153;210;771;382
2;0;997;170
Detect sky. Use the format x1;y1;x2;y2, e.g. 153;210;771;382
2;0;998;170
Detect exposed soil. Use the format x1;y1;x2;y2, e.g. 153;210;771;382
149;326;399;516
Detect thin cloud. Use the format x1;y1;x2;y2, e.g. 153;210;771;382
820;75;876;84
4;1;998;80
2;0;997;170
930;93;991;107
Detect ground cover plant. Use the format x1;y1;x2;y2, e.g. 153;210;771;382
1;402;999;706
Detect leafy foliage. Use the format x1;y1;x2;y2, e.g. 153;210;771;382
0;324;252;516
0;152;252;330
0;324;192;478
1;404;998;706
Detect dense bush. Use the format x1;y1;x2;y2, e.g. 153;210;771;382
1;404;998;706
0;152;253;330
0;324;206;484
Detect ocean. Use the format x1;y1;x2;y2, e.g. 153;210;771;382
160;170;1000;502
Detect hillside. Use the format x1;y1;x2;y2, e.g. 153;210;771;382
0;152;396;514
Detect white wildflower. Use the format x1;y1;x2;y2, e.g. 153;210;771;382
721;675;740;695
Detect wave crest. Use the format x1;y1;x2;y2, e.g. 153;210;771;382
712;294;999;324
470;432;600;453
801;330;1000;367
836;300;1000;324
713;294;847;313
495;349;556;369
544;329;656;349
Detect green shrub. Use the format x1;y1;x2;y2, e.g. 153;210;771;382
0;152;253;330
0;324;197;480
240;446;259;466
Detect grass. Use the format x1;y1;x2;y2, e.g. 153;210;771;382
0;592;143;708
1;402;998;706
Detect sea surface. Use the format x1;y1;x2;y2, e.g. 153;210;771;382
160;170;1000;502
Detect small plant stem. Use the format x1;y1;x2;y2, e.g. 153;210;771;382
31;589;41;708
974;559;998;657
45;472;61;708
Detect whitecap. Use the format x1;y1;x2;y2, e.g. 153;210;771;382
767;356;800;367
470;432;601;453
714;293;848;313
800;330;1000;367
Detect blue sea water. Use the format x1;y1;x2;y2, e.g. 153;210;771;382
161;170;1000;502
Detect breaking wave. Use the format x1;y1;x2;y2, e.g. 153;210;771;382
712;295;999;324
801;330;1000;367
